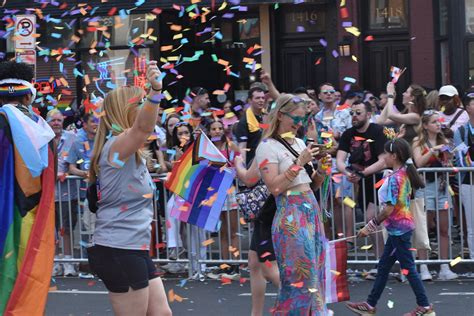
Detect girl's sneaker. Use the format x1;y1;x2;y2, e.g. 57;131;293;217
419;264;432;281
403;304;435;316
345;301;376;315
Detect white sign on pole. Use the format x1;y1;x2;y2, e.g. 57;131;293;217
15;15;36;50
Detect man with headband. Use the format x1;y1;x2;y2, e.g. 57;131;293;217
0;61;56;315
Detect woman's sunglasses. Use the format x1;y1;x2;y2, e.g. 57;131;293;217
283;112;309;125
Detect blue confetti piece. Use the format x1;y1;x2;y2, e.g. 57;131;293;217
287;214;293;222
51;33;61;38
178;279;187;287
112;152;125;168
319;38;327;47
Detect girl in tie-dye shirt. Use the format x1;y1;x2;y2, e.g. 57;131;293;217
346;139;435;316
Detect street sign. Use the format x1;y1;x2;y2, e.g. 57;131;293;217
15;50;36;65
15;15;36;50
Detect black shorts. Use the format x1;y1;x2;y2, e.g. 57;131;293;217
249;220;276;262
87;245;159;293
357;175;381;209
55;200;78;233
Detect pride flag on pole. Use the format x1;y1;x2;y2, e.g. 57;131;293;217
166;133;235;231
325;239;350;303
0;109;56;315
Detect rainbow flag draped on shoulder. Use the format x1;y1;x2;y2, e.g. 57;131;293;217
166;133;235;232
0;105;56;315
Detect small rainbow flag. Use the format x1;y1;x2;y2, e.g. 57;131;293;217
166;133;235;231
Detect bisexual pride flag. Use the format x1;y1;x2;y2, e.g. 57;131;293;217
166;133;235;232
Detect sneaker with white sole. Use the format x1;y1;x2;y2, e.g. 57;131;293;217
438;264;458;280
221;266;240;281
63;262;78;277
419;264;432;281
346;301;376;315
403;304;435;316
207;268;230;280
52;263;63;277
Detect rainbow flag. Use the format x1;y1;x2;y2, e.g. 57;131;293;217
325;239;350;303
0;111;56;315
166;133;235;232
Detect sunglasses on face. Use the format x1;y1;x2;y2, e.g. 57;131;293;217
177;131;190;136
423;109;437;116
321;89;336;95
349;110;364;116
283;112;309;125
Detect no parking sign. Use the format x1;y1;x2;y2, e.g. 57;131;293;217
15;15;36;50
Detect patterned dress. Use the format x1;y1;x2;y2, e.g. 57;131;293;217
271;190;327;315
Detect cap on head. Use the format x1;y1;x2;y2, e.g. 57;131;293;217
249;81;268;93
439;85;458;97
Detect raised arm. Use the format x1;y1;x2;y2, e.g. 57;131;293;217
109;61;163;163
386;82;420;125
260;69;280;101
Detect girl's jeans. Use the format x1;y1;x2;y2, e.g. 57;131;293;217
367;230;430;307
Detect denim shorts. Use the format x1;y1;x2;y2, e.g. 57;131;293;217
87;245;159;293
415;181;450;211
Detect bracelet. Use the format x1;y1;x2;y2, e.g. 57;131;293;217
387;94;394;99
146;97;161;105
151;86;162;92
284;169;296;182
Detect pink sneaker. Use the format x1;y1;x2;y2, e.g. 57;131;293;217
345;301;376;315
403;304;435;316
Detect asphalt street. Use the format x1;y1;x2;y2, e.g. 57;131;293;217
46;271;474;315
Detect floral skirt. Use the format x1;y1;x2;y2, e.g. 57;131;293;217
271;191;327;315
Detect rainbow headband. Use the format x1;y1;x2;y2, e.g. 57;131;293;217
0;78;37;100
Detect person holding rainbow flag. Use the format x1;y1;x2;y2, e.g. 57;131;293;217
0;61;56;315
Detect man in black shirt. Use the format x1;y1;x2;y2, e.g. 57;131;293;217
235;86;266;165
337;101;389;266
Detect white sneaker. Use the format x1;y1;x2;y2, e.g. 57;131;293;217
63;262;78;277
438;264;458;280
52;263;63;277
419;264;432;281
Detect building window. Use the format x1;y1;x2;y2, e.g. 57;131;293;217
438;0;448;36
466;0;474;33
369;0;408;30
440;41;450;85
81;48;150;96
281;5;326;34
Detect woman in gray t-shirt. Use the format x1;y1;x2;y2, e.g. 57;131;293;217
87;61;172;316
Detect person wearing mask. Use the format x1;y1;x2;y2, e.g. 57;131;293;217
337;101;390;279
413;110;458;280
0;61;56;315
454;92;474;260
346;139;434;316
87;61;171;315
47;109;79;277
235;86;266;166
255;94;329;315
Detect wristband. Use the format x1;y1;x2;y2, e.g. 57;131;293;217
364;219;378;234
284;170;296;182
151;86;162;92
387;94;394;99
146;97;161;105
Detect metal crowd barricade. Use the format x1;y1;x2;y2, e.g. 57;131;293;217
54;168;474;271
